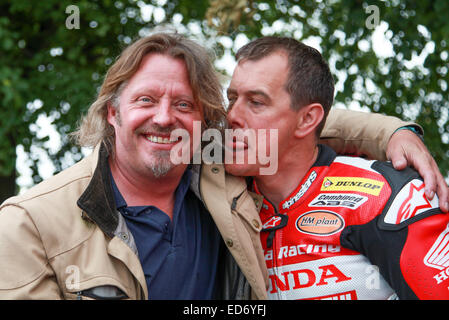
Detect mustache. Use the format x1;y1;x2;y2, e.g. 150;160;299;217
135;124;179;135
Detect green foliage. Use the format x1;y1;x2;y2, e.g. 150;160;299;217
0;0;447;198
180;0;449;176
0;0;149;191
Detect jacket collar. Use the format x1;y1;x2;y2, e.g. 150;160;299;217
76;142;204;238
314;144;337;167
77;142;119;238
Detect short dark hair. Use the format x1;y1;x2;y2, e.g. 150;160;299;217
235;36;335;136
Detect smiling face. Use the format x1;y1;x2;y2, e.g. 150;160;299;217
225;52;301;176
107;53;202;179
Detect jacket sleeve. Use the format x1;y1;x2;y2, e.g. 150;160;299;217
0;204;62;299
321;108;423;161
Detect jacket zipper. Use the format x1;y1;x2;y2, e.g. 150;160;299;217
262;197;284;300
75;290;128;300
271;210;283;300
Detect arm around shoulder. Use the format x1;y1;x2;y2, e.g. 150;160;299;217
321;108;422;160
0;204;62;299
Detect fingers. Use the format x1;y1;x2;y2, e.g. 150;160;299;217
387;128;448;212
388;142;408;171
415;156;449;213
387;131;412;171
390;152;408;171
436;177;449;213
418;163;436;200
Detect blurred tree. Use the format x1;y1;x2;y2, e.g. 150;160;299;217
0;0;149;201
164;0;449;180
0;0;447;202
200;0;449;178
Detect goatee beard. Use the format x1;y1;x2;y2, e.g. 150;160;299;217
149;150;173;178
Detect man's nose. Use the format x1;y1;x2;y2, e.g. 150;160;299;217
153;99;176;127
227;99;245;129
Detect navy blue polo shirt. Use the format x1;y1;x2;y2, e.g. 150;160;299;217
110;168;221;299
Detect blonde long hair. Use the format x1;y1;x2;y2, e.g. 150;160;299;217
72;33;226;153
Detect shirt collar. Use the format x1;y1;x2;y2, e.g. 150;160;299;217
109;165;193;217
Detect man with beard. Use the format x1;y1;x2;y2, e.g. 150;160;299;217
0;33;445;299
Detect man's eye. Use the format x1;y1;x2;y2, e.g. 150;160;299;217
136;96;156;104
140;97;152;103
250;100;263;106
177;101;193;110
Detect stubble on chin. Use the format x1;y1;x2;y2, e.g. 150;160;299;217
148;150;174;178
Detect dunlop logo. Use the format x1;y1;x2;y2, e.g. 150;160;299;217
321;177;384;196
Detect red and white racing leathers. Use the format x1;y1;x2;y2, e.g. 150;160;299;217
257;145;448;300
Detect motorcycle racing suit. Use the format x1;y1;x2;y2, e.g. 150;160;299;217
257;145;448;300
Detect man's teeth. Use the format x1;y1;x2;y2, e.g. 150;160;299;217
146;135;176;144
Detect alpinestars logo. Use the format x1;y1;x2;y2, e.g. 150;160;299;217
262;216;283;229
282;171;317;209
396;181;432;224
383;179;438;226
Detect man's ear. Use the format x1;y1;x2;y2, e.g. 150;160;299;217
294;103;324;139
107;102;119;127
